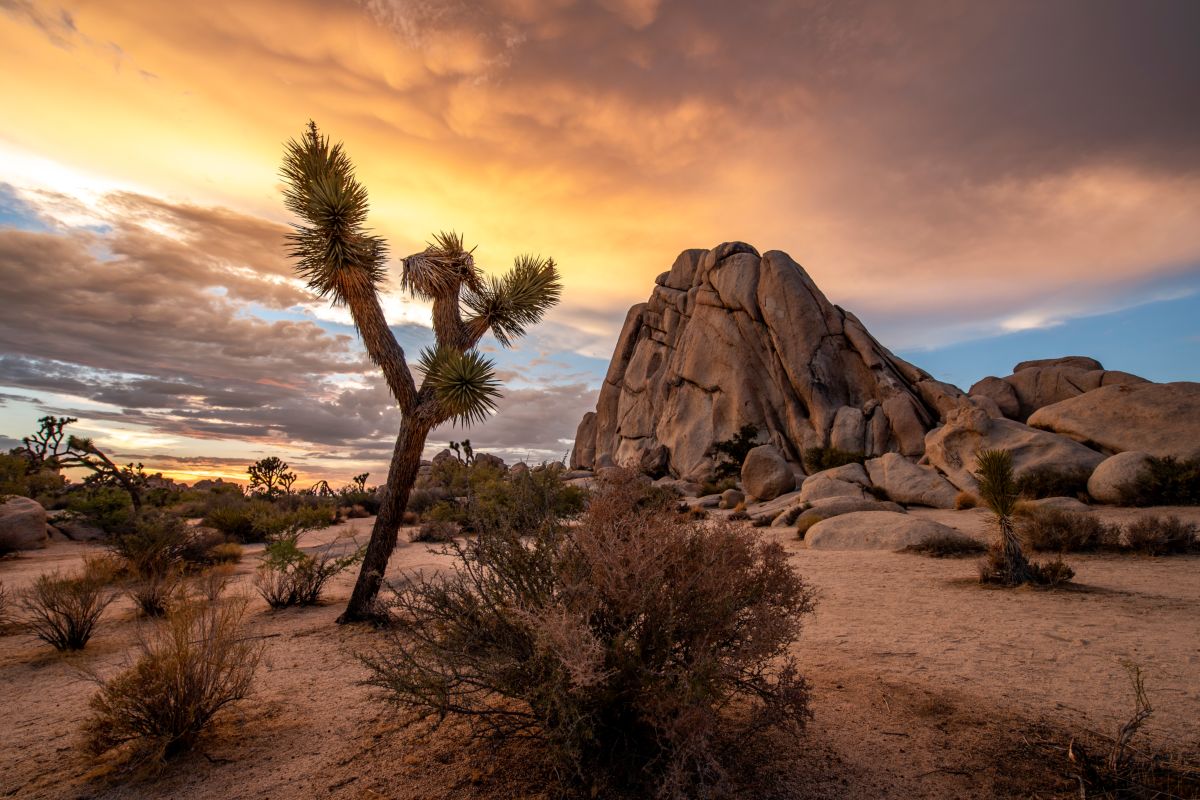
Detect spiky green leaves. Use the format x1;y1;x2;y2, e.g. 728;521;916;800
402;231;483;301
974;449;1019;518
280;122;387;304
463;254;562;347
417;347;501;427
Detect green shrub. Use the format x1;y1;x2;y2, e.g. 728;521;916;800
710;423;760;479
65;486;136;536
1015;465;1092;500
1119;456;1200;506
254;535;363;608
903;532;986;557
364;468;815;799
802;446;865;474
1018;507;1118;552
1122;515;1198;555
202;497;333;543
108;513;192;578
20;567;116;650
85;597;261;764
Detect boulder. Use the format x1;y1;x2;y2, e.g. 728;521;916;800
969;357;1147;421
1028;382;1200;460
474;452;506;471
799;475;866;503
741;444;795;501
1024;496;1093;514
864;453;958;509
745;489;805;521
53;516;107;541
654;477;703;497
817;462;870;486
719;489;745;509
0;496;49;551
805;511;961;550
431;449;458;467
569;243;964;481
924;405;1105;492
788;495;905;530
510;462;530;477
1087;451;1153;505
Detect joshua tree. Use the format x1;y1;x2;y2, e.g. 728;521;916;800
281;122;561;622
247;456;294;497
974;449;1034;585
23;416;145;510
350;472;369;493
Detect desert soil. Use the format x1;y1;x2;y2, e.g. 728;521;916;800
2;506;1198;799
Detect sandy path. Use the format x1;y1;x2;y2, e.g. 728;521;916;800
1;511;1197;798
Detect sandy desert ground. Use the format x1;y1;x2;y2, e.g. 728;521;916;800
2;507;1198;799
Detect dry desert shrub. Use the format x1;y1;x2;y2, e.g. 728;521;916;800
254;534;363;608
1119;455;1200;506
411;519;458;543
20;566;116;651
1017;507;1119;553
206;541;243;564
903;532;986;558
85;596;261;765
1014;465;1091;500
954;491;978;510
364;468;816;799
1122;515;1198;556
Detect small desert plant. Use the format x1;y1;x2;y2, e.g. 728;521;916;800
975;449;1074;587
194;566;236;604
802;446;865;474
954;491;978;510
129;570;185;617
1119;456;1200;506
1018;507;1118;552
20;568;116;650
206;542;244;564
698;476;738;497
411;519;458;543
903;532;986;558
1014;465;1091;500
85;597;262;764
108;513;191;578
364;468;816;799
795;513;824;538
255;536;364;608
1122;515;1198;556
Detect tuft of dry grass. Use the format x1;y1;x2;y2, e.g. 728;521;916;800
411;519;458;543
954;491;978;510
206;542;243;564
84;596;262;768
19;566;116;651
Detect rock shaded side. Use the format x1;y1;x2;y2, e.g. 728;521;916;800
865;452;958;509
571;243;963;480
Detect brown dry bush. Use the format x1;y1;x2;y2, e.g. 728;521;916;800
411;519;458;543
85;597;261;766
1123;515;1198;556
20;567;116;651
954;491;978;510
1017;507;1119;553
364;468;816;800
903;532;986;558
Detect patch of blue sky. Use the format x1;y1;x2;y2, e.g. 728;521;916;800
0;182;52;232
900;290;1200;390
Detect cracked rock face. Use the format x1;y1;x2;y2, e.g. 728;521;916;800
570;242;965;482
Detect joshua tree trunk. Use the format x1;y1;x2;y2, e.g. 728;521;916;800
339;415;432;623
997;514;1033;585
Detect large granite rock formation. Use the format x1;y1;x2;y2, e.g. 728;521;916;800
1028;381;1200;460
968;357;1147;422
570;243;965;482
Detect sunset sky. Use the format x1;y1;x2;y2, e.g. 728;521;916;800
1;0;1198;486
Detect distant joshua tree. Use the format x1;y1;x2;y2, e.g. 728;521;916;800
247;456;295;498
22;416;145;510
350;472;369;493
281;122;561;622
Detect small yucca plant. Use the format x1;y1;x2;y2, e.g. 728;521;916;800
974;449;1035;586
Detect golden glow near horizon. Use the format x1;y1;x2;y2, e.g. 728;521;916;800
1;1;1198;483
